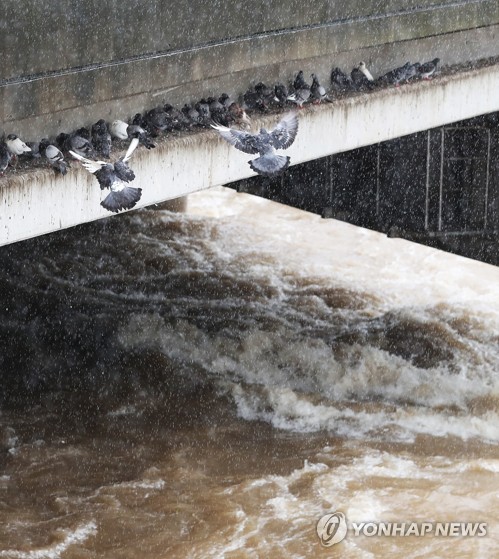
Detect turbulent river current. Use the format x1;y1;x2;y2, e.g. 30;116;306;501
0;186;498;558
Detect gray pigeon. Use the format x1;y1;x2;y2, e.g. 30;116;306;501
379;62;414;87
70;138;142;213
212;112;299;176
418;58;440;79
310;74;329;103
39;138;68;175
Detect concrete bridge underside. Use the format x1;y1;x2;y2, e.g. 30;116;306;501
2;0;499;138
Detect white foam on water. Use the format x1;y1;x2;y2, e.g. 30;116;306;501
0;521;97;559
116;187;499;445
195;448;499;558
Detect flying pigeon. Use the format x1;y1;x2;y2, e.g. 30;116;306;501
212;111;299;177
70;137;142;213
39;138;68;175
418;58;440;80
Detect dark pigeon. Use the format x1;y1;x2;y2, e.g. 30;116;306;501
194;99;212;127
293;70;308;91
181;103;202;127
212;111;299;177
351;66;374;90
0;142;12;175
70;138;142;213
243;83;272;112
330;67;353;92
144;107;169;136
378;62;412;87
274;83;289;107
91;119;112;159
24;141;41;159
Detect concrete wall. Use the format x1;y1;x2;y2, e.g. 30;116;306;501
1;62;499;247
1;0;499;139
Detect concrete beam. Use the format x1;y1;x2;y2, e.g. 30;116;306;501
2;1;499;138
1;62;499;247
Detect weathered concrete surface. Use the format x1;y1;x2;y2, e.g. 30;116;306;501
1;62;499;247
1;1;498;138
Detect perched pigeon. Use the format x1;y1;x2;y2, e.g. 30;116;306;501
194;99;212;127
351;66;373;90
378;62;412;87
39;138;68;175
227;103;251;128
110;120;156;149
330;67;353;92
181;103;202;127
403;62;420;83
24;141;41;159
70;137;142;213
212;112;299;177
144;107;169;136
208;96;226;121
126;124;156;149
0;142;11;175
91;119;112;159
5;134;31;156
163;104;190;131
274;83;289;107
219;93;231;108
358;61;374;82
243;83;272;112
293;70;308;91
57;131;95;158
310;74;329;103
287;71;311;107
418;58;440;80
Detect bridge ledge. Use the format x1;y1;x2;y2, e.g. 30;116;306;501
1;60;499;247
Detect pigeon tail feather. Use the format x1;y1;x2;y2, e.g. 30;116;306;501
101;187;142;213
249;154;290;177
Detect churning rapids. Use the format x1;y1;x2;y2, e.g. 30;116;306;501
0;186;498;558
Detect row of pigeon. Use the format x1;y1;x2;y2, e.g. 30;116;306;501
0;57;440;213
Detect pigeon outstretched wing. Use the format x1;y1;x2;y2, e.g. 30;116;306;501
121;137;139;163
69;151;107;174
270;112;299;150
211;124;260;154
